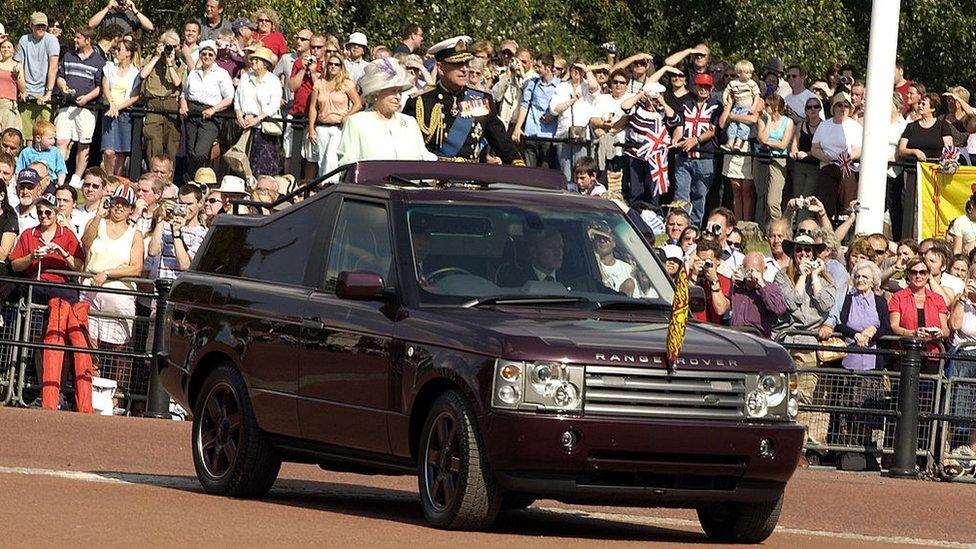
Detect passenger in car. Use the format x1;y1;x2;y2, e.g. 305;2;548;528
589;222;636;296
496;226;567;288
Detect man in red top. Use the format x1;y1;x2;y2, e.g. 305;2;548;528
893;61;914;116
689;238;730;324
10;193;85;286
288;34;328;178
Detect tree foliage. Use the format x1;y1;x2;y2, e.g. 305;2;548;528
9;0;969;90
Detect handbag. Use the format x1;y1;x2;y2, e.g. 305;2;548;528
567;97;588;143
224;129;253;179
817;336;849;363
261;117;284;136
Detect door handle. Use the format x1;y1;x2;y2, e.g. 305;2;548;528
301;318;325;329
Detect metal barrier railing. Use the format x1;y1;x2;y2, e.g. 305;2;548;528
774;328;976;477
0;272;172;417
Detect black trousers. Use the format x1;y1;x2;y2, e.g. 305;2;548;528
184;101;220;176
522;139;558;170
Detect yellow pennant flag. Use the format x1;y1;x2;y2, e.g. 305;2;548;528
917;162;976;239
666;265;690;369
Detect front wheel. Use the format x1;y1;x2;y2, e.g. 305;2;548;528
418;390;501;530
696;494;783;543
192;363;281;497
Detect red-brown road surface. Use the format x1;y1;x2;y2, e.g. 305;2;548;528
1;406;973;548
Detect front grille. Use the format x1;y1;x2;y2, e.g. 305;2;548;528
584;365;747;420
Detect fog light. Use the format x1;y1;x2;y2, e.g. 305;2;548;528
759;437;774;459
561;430;578;450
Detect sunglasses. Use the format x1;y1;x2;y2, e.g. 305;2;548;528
326;62;342;67
407;67;419;73
82;182;102;189
611;80;628;85
787;74;801;79
795;246;814;254
806;104;821;110
593;69;609;75
634;60;648;66
908;268;930;275
553;66;565;72
50;23;62;29
206;197;222;204
729;241;742;250
256;18;272;22
591;235;611;243
873;248;887;256
37;209;55;217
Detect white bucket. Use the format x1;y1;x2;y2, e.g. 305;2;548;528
91;376;117;416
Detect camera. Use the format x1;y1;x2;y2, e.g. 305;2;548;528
174;203;188;217
601;42;619;55
304;54;317;66
851;201;862;214
705;222;722;237
839;75;853;86
703;259;714;271
163;43;175;56
795;196;810;209
102;197;111;210
36;245;52;255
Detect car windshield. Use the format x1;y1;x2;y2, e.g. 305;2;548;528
406;203;674;307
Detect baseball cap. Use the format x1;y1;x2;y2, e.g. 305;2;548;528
111;185;136;205
231;18;256;32
33;192;56;207
661;244;684;262
29;12;48;27
16;168;41;187
346;32;368;48
198;40;217;53
693;73;714;88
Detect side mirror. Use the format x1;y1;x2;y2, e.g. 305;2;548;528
688;285;707;314
336;271;385;301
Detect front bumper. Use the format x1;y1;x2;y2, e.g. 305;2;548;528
483;412;804;506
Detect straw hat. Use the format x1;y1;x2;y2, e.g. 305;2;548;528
248;46;276;67
359;58;412;102
782;234;826;256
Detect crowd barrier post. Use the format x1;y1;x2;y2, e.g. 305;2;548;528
128;109;148;182
288;117;307;181
890;337;924;478
145;278;173;419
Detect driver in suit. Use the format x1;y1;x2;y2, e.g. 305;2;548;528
497;226;567;287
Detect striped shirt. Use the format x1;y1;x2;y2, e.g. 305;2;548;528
623;100;678;160
58;49;106;97
155;224;207;281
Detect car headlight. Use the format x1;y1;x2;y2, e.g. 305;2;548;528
746;372;792;420
492;360;584;413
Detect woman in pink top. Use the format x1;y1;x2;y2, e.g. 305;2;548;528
307;52;362;178
0;39;21;133
251;7;287;60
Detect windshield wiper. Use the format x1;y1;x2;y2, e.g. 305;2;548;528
461;295;592;309
589;299;672;311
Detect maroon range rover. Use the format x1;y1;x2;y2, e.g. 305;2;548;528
159;161;803;543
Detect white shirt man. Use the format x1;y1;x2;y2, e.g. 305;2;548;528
783;66;822;123
72;168;108;235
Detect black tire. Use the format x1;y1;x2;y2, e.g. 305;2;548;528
192;363;281;497
500;493;536;511
696;494;783;544
418;390;501;530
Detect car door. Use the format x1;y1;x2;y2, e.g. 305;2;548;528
298;198;397;453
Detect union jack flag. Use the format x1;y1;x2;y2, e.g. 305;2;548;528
649;151;669;196
941;145;960;163
837;149;854;179
682;101;719;159
635;125;669;162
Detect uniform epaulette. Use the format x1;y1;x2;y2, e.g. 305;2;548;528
417;85;437;95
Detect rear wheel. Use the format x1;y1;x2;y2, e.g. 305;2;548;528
192;364;281;497
418;390;501;530
696;494;783;543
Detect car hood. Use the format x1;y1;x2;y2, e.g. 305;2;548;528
413;309;792;372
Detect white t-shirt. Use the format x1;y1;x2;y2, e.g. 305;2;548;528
598;257;636;296
941;272;965;296
784;89;821;121
550;80;594;139
591;92;634;146
949;214;976;247
951;301;976;349
812;117;863;166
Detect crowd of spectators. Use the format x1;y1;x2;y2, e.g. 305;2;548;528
0;7;972;472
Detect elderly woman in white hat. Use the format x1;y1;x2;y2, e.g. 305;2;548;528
337;58;433;165
233;46;282;176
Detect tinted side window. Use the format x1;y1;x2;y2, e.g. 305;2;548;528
197;197;327;285
324;201;392;291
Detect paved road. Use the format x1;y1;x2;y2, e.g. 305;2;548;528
1;407;973;548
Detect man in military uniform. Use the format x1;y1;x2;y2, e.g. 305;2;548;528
403;36;524;165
